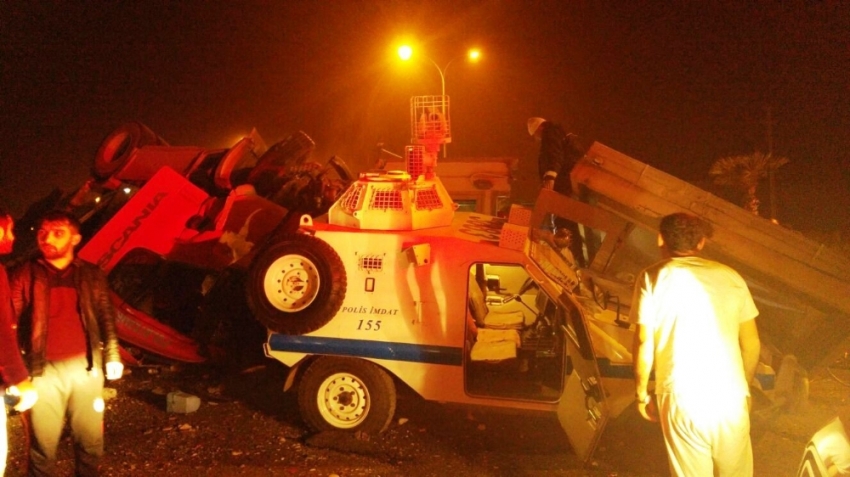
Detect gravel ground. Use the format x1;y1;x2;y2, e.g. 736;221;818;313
4;353;850;477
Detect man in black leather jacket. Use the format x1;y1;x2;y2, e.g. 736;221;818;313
10;210;122;477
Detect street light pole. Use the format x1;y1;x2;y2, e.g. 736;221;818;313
425;56;447;100
424;57;449;158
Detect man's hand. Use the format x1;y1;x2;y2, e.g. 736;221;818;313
106;361;124;381
636;397;659;422
633;323;658;422
8;380;38;412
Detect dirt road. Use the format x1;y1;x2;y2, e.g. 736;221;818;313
5;357;847;476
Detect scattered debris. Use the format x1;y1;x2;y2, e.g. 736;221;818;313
103;387;118;401
166;391;201;414
241;365;267;374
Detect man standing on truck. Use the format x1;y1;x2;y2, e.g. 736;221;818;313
527;117;587;266
631;212;761;477
0;208;38;476
10;210;123;477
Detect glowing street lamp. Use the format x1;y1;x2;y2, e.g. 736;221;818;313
397;46;481;100
397;45;413;61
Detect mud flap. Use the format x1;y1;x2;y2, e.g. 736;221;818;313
556;293;610;465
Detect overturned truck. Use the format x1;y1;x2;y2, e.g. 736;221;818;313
16;122;355;365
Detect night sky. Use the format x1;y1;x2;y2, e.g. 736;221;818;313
2;1;848;234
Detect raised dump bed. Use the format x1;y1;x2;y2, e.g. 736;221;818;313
535;141;850;367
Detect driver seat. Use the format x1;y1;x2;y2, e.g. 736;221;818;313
468;268;524;362
469;265;525;330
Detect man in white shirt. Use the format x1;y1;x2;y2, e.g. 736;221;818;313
631;212;761;477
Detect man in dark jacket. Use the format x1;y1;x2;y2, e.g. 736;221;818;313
0;208;38;476
528;117;587;265
10;210;122;477
527;117;586;195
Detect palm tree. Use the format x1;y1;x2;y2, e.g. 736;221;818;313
709;152;789;215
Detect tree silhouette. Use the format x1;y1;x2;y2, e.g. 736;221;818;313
709;152;789;215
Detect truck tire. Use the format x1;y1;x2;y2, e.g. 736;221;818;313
298;357;396;433
93;122;163;179
247;234;345;335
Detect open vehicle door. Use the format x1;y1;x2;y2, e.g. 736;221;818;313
555;291;610;465
525;216;612;465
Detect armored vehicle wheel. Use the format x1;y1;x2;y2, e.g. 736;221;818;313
93;122;163;179
298;357;396;433
247;234;345;335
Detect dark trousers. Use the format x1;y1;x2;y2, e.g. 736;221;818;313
26;356;104;477
553;218;585;268
550;182;586;268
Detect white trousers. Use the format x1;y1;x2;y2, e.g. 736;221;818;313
657;392;753;477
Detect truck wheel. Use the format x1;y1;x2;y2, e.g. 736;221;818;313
298;357;396;433
247;234;345;335
93;122;163;179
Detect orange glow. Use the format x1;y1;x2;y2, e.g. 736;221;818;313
468;49;481;62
